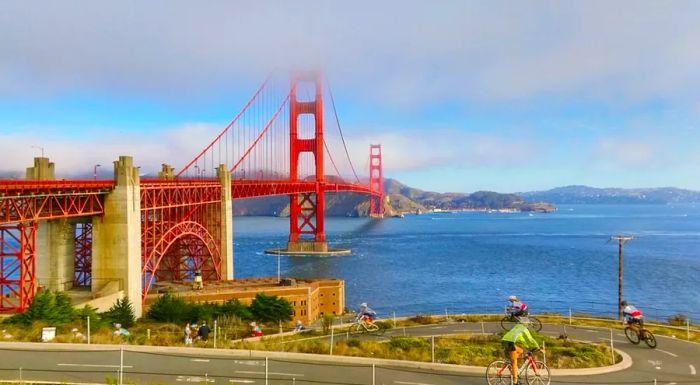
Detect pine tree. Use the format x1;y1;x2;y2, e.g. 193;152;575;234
250;293;293;324
104;296;136;328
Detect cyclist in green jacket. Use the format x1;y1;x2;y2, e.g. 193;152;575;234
502;323;541;385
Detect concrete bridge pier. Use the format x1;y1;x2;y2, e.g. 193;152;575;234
91;156;143;316
217;164;234;280
26;157;76;291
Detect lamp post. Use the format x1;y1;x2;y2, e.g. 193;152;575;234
93;164;101;180
30;145;45;157
610;235;634;320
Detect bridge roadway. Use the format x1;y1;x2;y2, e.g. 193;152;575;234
0;322;697;385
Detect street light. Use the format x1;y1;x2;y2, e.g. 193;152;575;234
93;164;101;180
610;235;634;320
30;145;45;157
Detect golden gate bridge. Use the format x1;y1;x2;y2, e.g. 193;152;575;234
0;72;384;315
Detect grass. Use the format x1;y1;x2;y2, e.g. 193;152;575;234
234;331;620;369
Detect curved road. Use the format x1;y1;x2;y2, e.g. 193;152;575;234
0;322;697;385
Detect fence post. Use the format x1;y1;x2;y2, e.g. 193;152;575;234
265;357;269;385
119;346;124;385
609;329;615;365
403;327;406;336
687;318;691;341
542;341;546;366
330;319;335;355
214;320;218;348
431;336;435;363
393;311;396;328
147;328;151;340
481;318;485;335
372;363;376;385
568;308;572;325
445;308;449;322
19;367;22;385
87;316;91;344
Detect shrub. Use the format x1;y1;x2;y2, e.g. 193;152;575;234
668;313;688;326
146;293;187;323
408;315;435;325
389;336;430;351
103;297;136;328
250;293;293;324
4;290;76;325
321;314;335;334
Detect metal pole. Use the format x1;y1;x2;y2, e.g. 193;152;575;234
119;346;124;385
542;341;547;366
392;311;396;328
445;308;449;322
19;367;22;385
481;319;485;335
330;320;334;355
687;318;691;340
568;308;572;325
214;320;218;348
611;236;633;320
87;316;91;344
372;363;376;385
431;336;435;363
265;357;269;385
609;329;615;365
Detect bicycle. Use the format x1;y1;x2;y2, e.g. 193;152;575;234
500;312;543;332
486;349;551;385
349;317;386;335
624;322;656;348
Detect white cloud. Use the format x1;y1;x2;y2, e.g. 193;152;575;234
1;1;700;106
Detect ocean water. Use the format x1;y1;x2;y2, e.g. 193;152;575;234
233;204;700;321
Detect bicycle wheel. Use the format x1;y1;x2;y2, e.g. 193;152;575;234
366;323;380;334
500;316;516;331
624;327;640;344
350;323;364;334
643;330;657;348
525;361;551;385
486;360;512;385
529;317;543;332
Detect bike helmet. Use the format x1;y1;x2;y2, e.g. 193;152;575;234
508;295;518;302
359;302;367;308
621;300;628;307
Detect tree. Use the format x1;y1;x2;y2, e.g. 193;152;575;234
4;290;76;325
250;293;293;324
220;298;253;320
104;297;136;328
146;293;187;323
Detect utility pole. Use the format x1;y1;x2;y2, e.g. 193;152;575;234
610;235;634;320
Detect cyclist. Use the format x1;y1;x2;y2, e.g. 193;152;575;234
502;323;541;385
356;302;377;325
508;295;529;317
621;300;644;327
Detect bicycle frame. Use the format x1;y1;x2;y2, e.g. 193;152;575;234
496;352;540;379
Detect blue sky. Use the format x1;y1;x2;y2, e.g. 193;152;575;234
2;1;700;192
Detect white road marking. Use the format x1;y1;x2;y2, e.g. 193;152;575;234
656;349;678;358
233;360;264;366
664;382;677;385
395;381;435;385
175;376;214;383
430;326;445;329
57;363;133;368
690;364;696;375
585;330;599;333
235;371;304;377
229;380;255;384
191;359;211;362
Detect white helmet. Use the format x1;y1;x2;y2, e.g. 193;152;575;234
508;295;518;301
359;302;368;308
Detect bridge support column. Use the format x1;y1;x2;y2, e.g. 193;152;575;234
25;157;75;291
217;165;234;279
92;156;142;316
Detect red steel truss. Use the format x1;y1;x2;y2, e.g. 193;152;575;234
73;222;93;287
0;180;111;225
369;144;385;216
0;223;37;313
140;180;222;303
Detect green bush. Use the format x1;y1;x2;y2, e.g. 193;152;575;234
103;297;136;328
321;314;335;334
408;315;434;325
250;293;293;324
668;313;688;326
389;337;430;351
4;290;77;325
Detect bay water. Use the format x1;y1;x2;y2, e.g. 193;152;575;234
234;204;700;321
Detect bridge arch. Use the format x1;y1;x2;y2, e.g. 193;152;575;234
141;221;221;301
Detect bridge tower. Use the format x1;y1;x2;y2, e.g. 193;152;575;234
287;72;328;253
369;144;384;217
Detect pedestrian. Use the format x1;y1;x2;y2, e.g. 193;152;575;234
184;323;192;345
250;322;262;337
294;320;305;332
198;321;211;342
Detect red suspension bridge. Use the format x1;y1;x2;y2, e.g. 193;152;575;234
0;72;384;315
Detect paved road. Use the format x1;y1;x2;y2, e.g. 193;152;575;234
0;322;697;385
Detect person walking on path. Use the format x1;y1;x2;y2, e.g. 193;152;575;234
184;323;192;345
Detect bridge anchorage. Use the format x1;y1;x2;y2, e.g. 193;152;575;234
0;72;383;316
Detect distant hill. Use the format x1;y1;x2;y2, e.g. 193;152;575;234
520;185;700;204
233;178;556;217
